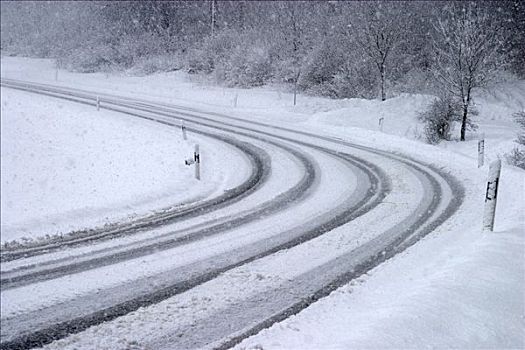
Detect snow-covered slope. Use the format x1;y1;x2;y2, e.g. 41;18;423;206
0;87;242;244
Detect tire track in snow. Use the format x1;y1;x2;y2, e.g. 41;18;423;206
0;90;267;263
0;150;384;350
0;138;311;290
0;79;463;350
0;81;385;349
0;80;376;291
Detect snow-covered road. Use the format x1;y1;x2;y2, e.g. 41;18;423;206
0;79;463;350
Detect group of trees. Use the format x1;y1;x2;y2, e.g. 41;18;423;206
2;1;524;141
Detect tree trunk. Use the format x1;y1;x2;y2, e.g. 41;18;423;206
380;66;386;101
460;104;468;141
293;70;300;106
460;90;472;141
210;0;217;36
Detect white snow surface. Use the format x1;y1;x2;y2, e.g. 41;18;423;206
1;56;524;349
1;86;244;243
236;167;524;350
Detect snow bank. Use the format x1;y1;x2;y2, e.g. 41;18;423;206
1;87;233;244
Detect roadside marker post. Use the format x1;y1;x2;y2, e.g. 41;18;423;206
194;144;200;180
185;144;201;180
483;159;501;232
293;77;298;106
233;93;238;108
478;139;485;168
181;120;187;140
96;96;100;111
379;117;384;132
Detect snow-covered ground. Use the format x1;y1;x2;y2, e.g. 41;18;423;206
0;85;245;244
236;165;524;349
232;78;525;349
1;56;524;349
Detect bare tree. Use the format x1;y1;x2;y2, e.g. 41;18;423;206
351;2;407;101
432;4;505;141
210;0;217;36
274;1;309;103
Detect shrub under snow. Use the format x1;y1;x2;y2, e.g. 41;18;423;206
506;111;525;169
418;96;462;144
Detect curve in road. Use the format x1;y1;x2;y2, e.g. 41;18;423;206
0;79;463;350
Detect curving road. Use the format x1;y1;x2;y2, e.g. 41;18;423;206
0;79;464;350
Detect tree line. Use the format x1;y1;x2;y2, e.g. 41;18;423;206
1;1;524;141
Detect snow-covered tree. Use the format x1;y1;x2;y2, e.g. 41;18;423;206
2;1;518;100
431;3;506;141
350;2;409;101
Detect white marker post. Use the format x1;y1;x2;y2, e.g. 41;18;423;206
96;96;100;111
181;120;187;140
233;93;238;108
194;144;200;180
478;139;485;168
184;144;200;180
55;68;58;82
483;159;501;231
379;117;384;132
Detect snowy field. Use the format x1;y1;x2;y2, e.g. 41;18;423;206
1;84;247;244
1;56;524;349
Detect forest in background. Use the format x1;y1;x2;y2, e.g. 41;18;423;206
1;1;524;101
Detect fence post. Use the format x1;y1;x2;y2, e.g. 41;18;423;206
96;96;100;111
194;144;200;180
478;139;485;168
483;159;501;231
181;120;187;140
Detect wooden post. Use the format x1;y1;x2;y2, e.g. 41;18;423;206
483;159;501;231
